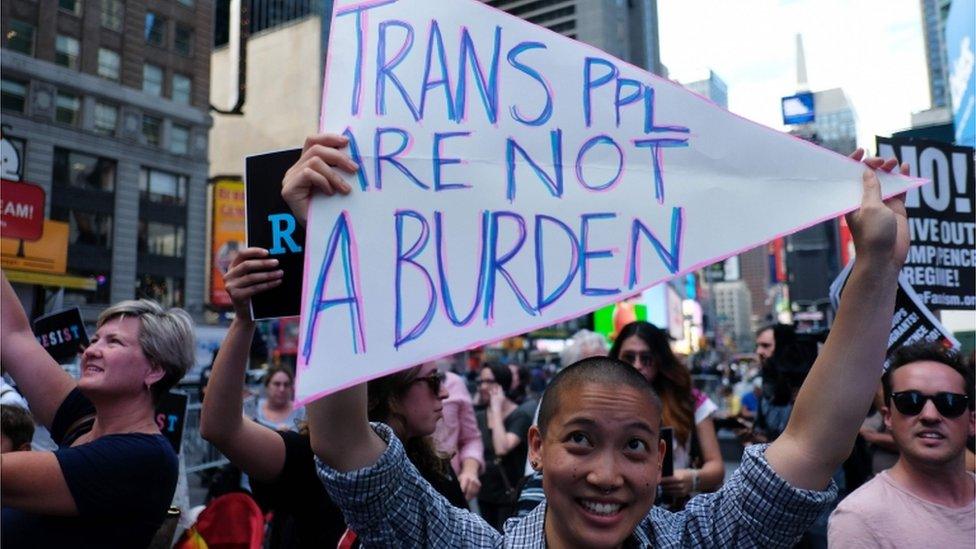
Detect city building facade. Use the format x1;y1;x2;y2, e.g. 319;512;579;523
712;280;753;351
1;0;213;321
784;88;857;330
920;0;952;109
482;0;665;76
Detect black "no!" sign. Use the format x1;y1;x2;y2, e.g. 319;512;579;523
877;137;975;310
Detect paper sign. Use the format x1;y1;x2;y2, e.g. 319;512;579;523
31;307;89;363
876;137;975;310
295;0;925;403
829;260;960;369
245;148;305;319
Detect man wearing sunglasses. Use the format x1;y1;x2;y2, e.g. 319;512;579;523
829;342;975;547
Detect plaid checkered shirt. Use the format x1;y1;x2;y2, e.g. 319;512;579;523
316;423;836;548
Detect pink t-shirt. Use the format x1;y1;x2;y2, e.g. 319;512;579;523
828;470;976;548
431;372;484;475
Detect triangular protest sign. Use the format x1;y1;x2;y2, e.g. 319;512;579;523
295;0;925;403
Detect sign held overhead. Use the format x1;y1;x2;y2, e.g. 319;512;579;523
294;0;925;403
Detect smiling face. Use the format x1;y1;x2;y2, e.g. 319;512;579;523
78;316;162;401
617;335;657;383
884;360;975;469
530;380;664;549
396;363;448;439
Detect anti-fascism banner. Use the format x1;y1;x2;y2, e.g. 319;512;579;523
295;0;925;403
830;261;960;369
245;148;304;320
877;137;975;310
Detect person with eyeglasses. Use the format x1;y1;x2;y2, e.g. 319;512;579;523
609;322;725;509
475;363;533;530
828;342;975;547
200;247;467;549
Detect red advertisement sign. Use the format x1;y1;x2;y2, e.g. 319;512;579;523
769;237;788;283
1;179;45;241
838;216;854;267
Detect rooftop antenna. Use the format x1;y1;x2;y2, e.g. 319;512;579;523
796;33;809;92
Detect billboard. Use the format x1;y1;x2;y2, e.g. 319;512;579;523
1;220;68;274
209;179;246;308
781;92;815;125
945;0;975;147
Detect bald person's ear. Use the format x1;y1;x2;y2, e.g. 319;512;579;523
528;425;544;471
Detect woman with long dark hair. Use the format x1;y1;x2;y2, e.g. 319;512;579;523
609;321;724;507
201;247;466;548
367;367;468;509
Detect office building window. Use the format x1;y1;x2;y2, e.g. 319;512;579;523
5;20;35;55
140;168;188;205
174;24;193;56
101;0;124;31
55;92;80;125
55;35;80;69
145;12;166;47
142;115;162;147
1;78;28;112
172;74;191;105
59;0;82;16
97;48;120;80
136;273;184;307
143;64;163;96
93;102;118;135
45;269;111;305
56;209;114;248
138;221;185;258
169;125;189;155
53;148;116;192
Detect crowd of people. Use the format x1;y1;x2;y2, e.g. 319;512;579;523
0;135;973;548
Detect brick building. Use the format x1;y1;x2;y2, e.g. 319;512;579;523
1;0;213;321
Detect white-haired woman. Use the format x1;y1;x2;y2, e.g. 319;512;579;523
0;272;194;548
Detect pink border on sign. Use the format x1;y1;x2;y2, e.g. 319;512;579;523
296;0;930;405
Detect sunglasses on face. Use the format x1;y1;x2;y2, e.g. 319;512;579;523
619;351;654;367
890;390;970;418
412;372;446;394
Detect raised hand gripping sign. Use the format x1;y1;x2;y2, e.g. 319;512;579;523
296;0;924;403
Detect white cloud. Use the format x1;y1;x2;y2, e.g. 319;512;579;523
659;0;931;151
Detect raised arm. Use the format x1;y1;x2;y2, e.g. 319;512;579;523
766;152;909;490
281;132;386;471
487;387;523;456
199;248;287;481
0;271;76;428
